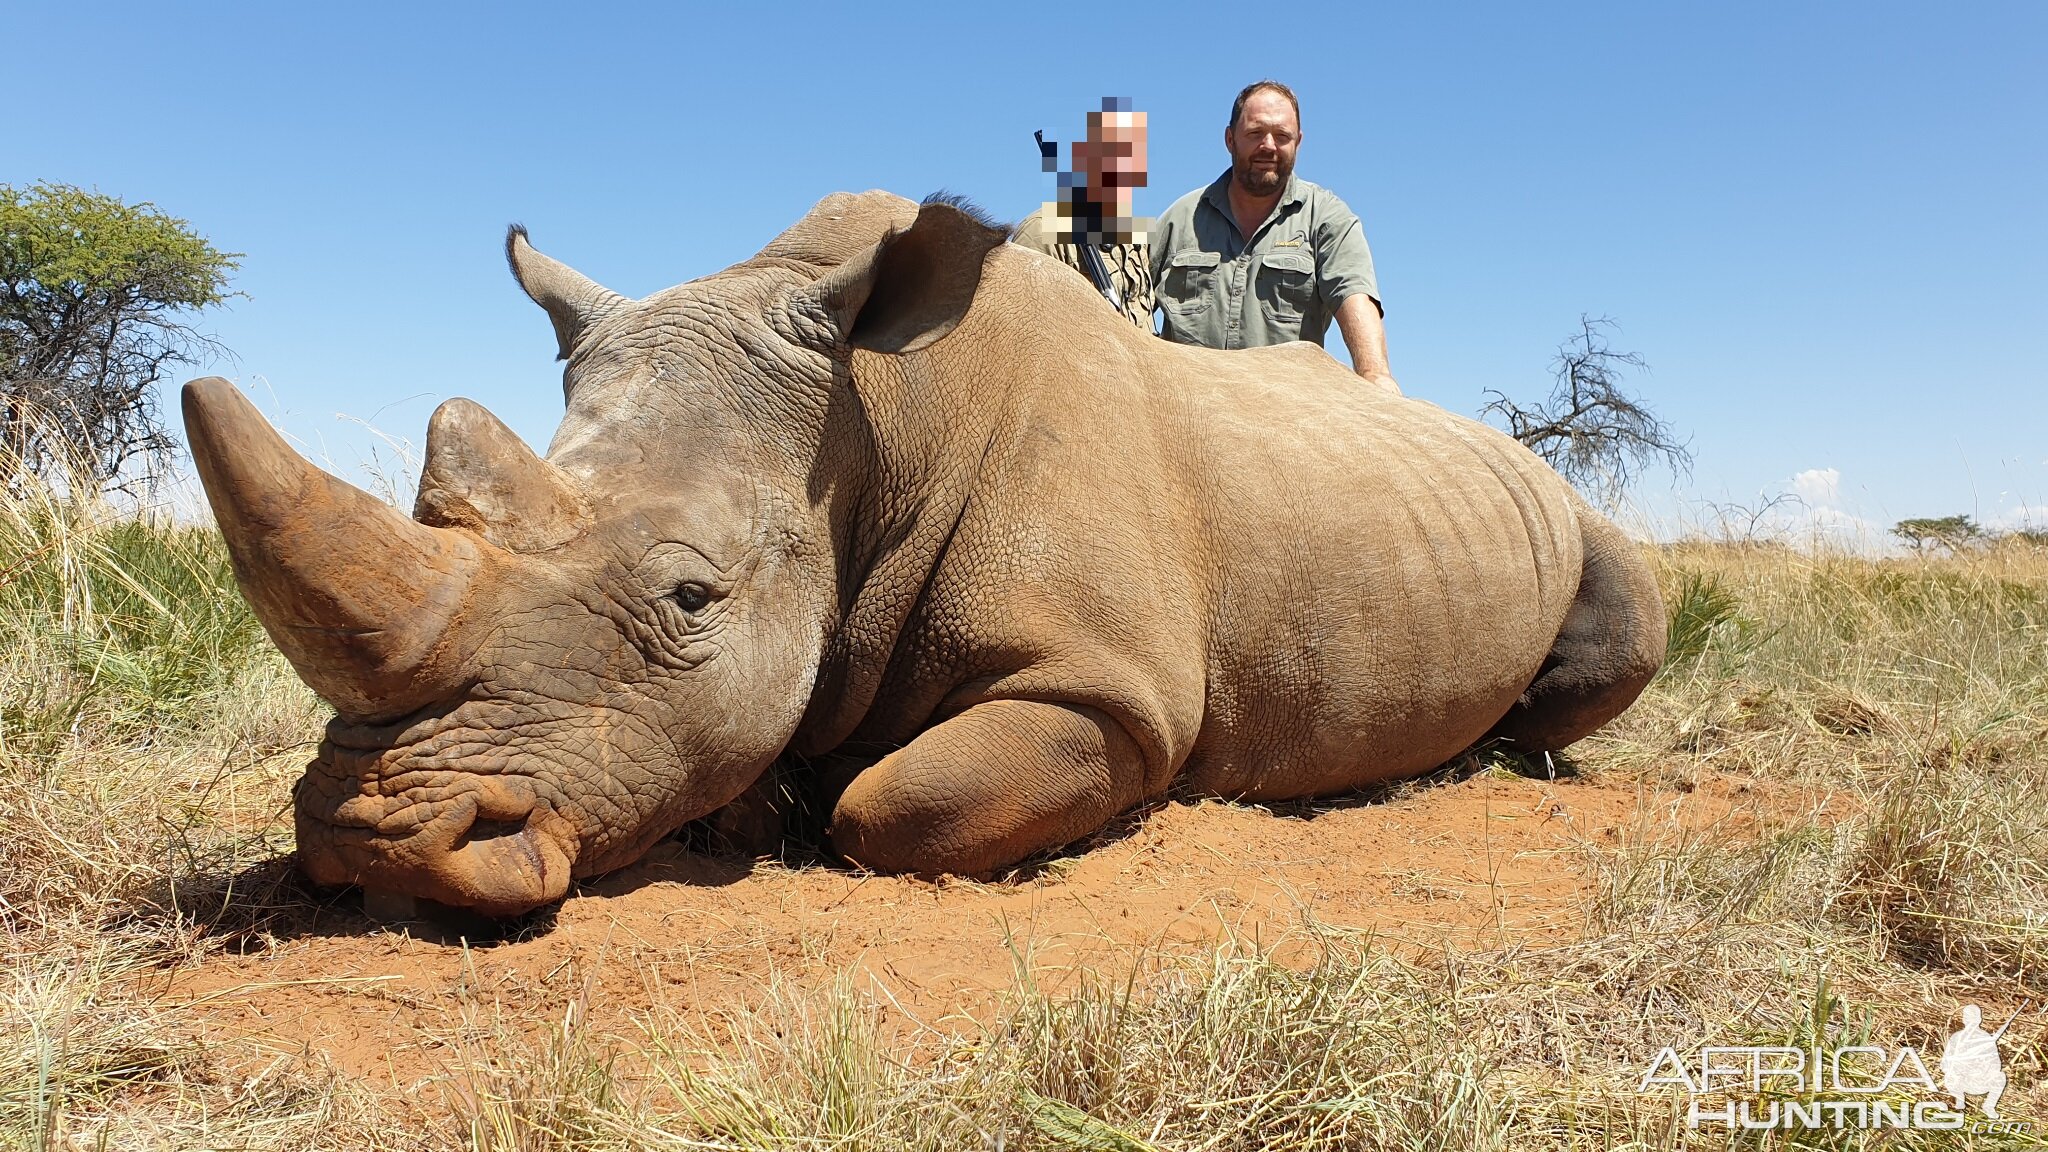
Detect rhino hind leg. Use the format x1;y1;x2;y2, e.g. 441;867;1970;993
1483;512;1666;752
828;699;1147;876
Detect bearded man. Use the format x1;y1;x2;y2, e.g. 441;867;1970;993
1150;80;1397;393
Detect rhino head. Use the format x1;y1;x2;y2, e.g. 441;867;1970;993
186;193;1009;916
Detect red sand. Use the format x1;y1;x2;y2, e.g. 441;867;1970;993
161;769;1815;1081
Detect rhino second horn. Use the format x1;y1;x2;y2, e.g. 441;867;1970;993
182;377;482;719
415;398;587;552
505;224;627;363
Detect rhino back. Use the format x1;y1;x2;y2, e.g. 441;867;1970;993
1152;341;1584;797
839;246;1583;803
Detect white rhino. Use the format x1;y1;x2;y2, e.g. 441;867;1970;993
182;191;1665;918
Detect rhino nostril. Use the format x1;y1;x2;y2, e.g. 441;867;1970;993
453;817;531;853
443;808;572;916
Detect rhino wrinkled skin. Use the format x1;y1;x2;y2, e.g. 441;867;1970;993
183;191;1666;918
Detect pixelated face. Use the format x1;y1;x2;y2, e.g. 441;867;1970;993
1078;110;1149;191
1226;89;1300;197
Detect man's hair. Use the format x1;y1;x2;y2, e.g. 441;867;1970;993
1228;80;1300;132
1088;95;1140;138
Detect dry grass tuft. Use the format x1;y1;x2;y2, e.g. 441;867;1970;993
1847;760;2048;988
3;936;396;1151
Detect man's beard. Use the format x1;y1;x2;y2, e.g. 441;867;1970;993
1233;151;1291;196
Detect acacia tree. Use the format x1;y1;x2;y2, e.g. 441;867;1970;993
0;182;239;491
1481;316;1691;508
1891;514;1981;554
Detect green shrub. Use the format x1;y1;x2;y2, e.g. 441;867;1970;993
1661;569;1765;676
0;499;271;763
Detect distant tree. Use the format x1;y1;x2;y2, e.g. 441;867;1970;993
0;182;239;491
1891;514;1983;554
1481;315;1691;508
1700;490;1807;546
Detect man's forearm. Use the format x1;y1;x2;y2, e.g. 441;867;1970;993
1334;293;1397;392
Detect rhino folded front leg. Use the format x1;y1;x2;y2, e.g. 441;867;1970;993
830;699;1149;876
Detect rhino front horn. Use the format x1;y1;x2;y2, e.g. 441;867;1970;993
182;378;483;719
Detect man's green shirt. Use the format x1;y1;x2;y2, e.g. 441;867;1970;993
1149;170;1379;350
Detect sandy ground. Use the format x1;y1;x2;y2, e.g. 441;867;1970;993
152;766;1827;1088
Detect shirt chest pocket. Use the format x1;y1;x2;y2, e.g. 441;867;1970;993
1256;250;1317;321
1161;249;1221;316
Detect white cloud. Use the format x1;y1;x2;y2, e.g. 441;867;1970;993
1792;467;1840;507
1984;503;2048;533
1719;466;1889;551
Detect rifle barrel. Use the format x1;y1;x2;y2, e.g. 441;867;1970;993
1992;999;2030;1040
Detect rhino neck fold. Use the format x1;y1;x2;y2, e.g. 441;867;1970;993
790;343;1008;757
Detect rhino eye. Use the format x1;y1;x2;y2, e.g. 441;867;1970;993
673;582;712;612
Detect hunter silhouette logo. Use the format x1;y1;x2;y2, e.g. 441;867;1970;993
1942;1003;2025;1118
1637;1000;2033;1131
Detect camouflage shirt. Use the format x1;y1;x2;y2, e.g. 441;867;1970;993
1011;206;1157;330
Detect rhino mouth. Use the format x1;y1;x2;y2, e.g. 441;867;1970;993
298;790;578;919
294;711;589;918
296;772;582;918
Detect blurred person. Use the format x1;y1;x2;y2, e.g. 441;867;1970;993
1014;97;1155;329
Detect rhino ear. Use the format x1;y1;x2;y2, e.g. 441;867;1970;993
415;398;587;552
798;195;1011;355
506;225;628;362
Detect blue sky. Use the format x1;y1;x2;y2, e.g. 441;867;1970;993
8;2;2044;540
